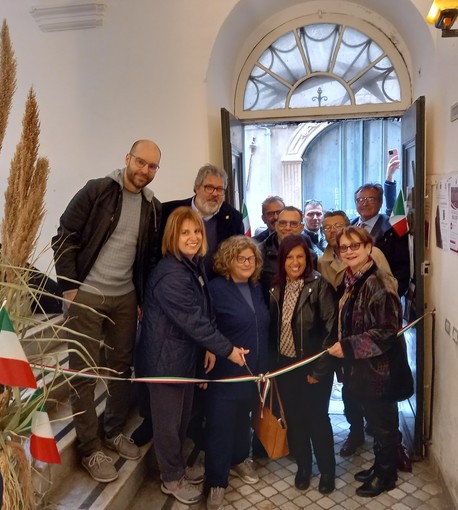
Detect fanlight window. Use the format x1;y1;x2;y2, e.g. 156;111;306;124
237;19;410;119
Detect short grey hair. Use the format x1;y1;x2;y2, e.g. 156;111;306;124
261;195;285;214
194;164;228;191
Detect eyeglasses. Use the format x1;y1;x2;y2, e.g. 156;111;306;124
264;209;283;218
236;255;256;264
277;220;303;228
202;184;226;195
338;242;362;253
355;196;378;204
323;223;346;232
129;153;160;171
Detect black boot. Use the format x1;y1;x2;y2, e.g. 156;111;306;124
355;476;396;497
339;431;365;457
294;466;310;490
354;466;375;483
318;473;335;494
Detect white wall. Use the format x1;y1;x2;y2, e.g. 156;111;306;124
422;29;458;505
1;0;457;504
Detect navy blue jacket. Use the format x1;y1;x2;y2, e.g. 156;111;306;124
207;277;270;400
136;254;233;379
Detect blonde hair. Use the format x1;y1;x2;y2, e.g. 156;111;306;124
213;235;263;283
162;206;207;259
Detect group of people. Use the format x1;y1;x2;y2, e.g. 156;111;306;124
52;139;412;509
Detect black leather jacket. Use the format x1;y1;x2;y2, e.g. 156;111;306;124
269;270;337;381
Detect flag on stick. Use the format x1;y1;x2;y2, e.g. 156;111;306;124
389;189;409;237
242;201;251;237
30;410;61;464
0;307;37;388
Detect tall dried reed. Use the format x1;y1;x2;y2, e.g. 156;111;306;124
0;20;16;154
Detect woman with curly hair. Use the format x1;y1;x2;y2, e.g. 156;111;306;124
204;235;269;510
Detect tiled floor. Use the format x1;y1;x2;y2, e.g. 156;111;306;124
132;388;453;510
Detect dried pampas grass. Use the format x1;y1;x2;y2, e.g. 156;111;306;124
0;19;16;154
2;88;49;271
0;440;34;510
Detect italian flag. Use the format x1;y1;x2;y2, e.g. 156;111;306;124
0;307;37;389
242;201;251;237
389;189;409;237
30;410;61;464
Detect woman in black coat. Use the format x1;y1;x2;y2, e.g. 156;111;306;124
136;207;248;506
270;235;337;494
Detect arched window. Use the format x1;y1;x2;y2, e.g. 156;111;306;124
235;14;411;120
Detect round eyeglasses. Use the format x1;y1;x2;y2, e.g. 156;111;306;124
130;153;160;171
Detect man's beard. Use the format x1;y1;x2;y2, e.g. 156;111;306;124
196;196;220;216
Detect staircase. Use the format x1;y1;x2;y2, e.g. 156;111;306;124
22;315;154;510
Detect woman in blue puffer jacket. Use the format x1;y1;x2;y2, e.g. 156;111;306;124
136;206;248;506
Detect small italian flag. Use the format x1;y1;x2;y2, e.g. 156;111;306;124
389;189;409;237
0;306;37;389
242;201;251;237
30;410;61;464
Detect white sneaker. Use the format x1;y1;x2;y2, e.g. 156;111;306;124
230;458;259;485
185;463;205;484
207;486;225;510
161;477;202;504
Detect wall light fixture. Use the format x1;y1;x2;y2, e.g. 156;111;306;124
427;1;458;37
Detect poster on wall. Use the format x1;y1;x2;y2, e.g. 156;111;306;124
450;175;458;254
435;178;449;249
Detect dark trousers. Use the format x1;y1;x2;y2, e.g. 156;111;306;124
149;383;194;482
358;394;399;482
204;395;253;488
342;384;365;437
67;289;138;456
276;365;335;476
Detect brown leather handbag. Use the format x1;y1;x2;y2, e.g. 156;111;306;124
252;379;289;459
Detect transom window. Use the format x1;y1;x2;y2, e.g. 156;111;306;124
235;15;411;120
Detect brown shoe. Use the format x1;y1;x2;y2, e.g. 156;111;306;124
340;432;365;457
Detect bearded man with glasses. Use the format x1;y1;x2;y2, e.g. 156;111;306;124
161;164;244;281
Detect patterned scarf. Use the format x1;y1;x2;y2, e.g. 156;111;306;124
280;278;304;357
338;259;374;341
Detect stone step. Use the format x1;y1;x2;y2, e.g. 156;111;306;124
19;314;154;509
44;417;152;510
27;359;152;509
21;313;65;359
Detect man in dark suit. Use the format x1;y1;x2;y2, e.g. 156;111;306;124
351;183;410;297
161;163;244;279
